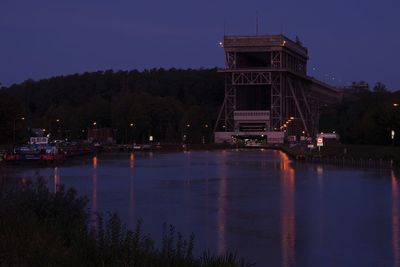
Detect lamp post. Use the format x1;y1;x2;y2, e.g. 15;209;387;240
391;130;395;146
392;103;399;145
186;123;190;143
129;123;134;144
13;117;25;144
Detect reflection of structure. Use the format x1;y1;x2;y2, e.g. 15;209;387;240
53;167;60;193
128;153;135;229
392;171;400;267
217;151;227;255
91;156;98;229
214;35;341;143
279;151;296;267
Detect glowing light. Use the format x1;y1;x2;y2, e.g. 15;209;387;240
92;156;97;169
130;123;134;127
93;122;97;126
394;103;399;107
290;117;295;120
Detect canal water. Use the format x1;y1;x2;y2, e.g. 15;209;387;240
2;149;400;267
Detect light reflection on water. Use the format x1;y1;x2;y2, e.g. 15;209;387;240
392;170;400;267
217;151;227;255
129;152;135;229
6;149;400;267
279;152;296;267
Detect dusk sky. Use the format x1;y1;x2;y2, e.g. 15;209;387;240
1;0;399;89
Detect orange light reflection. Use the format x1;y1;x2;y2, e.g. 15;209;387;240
279;151;296;267
92;156;98;169
392;170;400;267
91;156;98;230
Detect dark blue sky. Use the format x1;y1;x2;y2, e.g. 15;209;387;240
1;0;399;89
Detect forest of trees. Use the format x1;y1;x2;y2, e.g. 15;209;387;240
0;68;399;146
319;83;400;145
0;68;224;144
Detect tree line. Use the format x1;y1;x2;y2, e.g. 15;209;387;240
319;83;400;145
0;68;224;144
0;69;399;146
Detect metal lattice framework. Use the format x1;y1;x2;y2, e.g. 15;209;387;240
214;35;340;139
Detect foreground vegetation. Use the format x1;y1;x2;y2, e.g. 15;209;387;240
0;179;252;267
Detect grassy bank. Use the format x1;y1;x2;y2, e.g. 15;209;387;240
281;143;400;166
0;179;252;267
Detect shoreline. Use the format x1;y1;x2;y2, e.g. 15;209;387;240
2;142;400;169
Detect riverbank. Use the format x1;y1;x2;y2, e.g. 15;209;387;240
280;143;400;168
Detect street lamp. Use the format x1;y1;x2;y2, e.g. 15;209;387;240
129;123;134;144
392;130;396;146
13;117;25;144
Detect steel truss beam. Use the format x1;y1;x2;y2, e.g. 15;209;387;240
232;71;271;85
288;77;309;134
271;73;282;129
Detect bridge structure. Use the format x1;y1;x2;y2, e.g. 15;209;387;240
214;35;341;143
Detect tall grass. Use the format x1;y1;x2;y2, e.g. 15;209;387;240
0;179;254;267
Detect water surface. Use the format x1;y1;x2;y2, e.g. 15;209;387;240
3;149;399;267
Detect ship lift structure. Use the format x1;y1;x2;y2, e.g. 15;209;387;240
213;35;341;144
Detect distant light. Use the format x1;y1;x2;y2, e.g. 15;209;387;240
186;124;190;128
43;128;46;132
56;119;60;122
130;123;134;127
290;116;295;120
282;40;287;46
149;135;153;142
394;103;399;107
21;117;25;120
218;41;224;48
205;124;209;128
333;131;336;134
93;122;97;126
